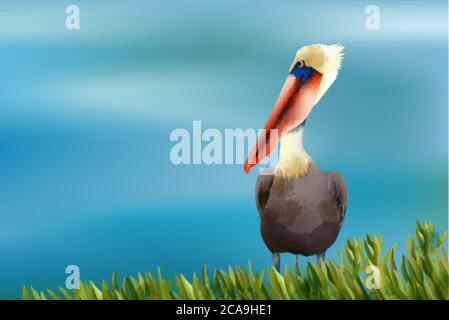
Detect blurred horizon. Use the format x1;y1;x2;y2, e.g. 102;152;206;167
0;0;447;298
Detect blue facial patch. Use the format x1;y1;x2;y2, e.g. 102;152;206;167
290;65;315;85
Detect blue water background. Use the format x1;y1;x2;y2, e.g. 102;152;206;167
0;0;447;298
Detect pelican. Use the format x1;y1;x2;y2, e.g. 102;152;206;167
244;44;348;270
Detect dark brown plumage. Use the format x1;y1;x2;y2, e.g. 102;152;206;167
256;164;348;258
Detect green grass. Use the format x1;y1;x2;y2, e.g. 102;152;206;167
23;221;448;300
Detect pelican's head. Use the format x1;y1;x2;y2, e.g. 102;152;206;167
244;44;344;173
289;44;344;105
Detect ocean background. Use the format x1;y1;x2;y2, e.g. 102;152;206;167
0;0;447;298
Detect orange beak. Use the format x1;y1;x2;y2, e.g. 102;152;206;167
244;72;322;173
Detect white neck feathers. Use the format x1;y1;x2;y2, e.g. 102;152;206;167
275;126;312;179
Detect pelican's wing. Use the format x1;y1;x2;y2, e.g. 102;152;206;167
328;171;348;226
255;168;274;216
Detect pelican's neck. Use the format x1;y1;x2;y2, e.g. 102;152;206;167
275;125;312;179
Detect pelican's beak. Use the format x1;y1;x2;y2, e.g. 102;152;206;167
244;71;322;173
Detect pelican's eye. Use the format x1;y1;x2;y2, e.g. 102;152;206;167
296;60;305;68
290;59;313;83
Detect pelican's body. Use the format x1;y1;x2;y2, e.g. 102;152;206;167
257;160;347;257
244;44;348;269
